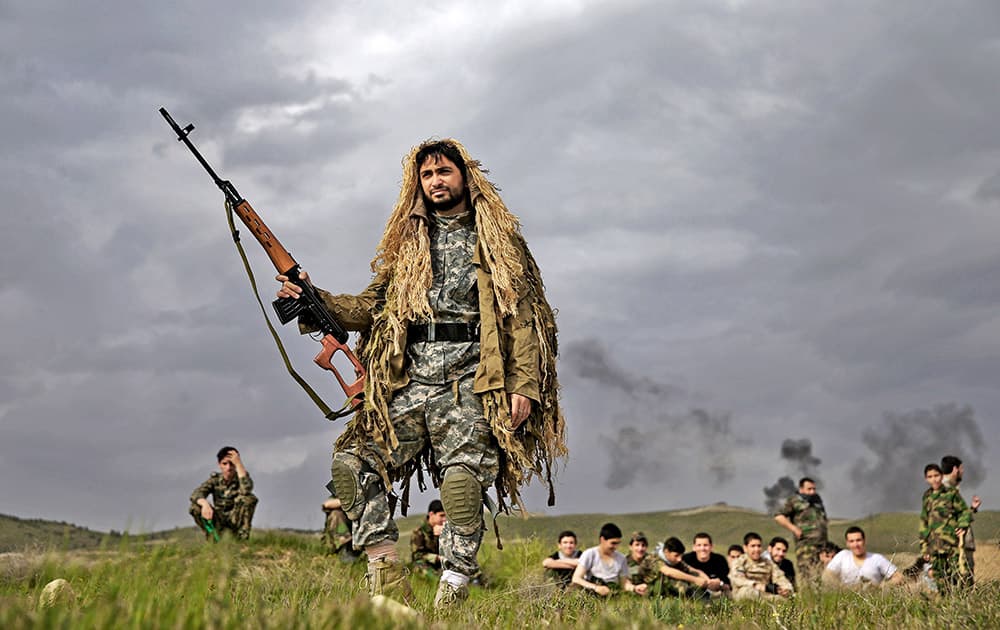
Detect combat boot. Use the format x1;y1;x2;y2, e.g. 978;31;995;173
365;557;413;605
433;580;469;609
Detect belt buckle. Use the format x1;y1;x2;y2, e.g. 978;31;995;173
426;322;436;342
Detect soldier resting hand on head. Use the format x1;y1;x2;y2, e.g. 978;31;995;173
189;446;258;541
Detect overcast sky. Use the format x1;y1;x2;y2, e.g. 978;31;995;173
2;1;999;533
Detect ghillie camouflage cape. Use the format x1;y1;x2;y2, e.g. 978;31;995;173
323;139;566;516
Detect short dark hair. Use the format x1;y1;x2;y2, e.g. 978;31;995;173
557;530;577;543
743;532;762;545
599;522;622;541
727;544;744;555
693;532;713;545
427;500;444;514
941;455;962;475
415;140;468;182
799;477;815;489
216;446;237;462
663;537;685;554
924;463;942;475
630;531;648;544
845;526;865;540
768;536;789;549
822;541;842;554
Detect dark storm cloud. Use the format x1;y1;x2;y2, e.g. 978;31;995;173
851;403;986;512
3;1;1000;531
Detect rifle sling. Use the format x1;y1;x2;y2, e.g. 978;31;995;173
224;200;349;421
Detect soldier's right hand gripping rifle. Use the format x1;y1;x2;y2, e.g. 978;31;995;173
159;107;364;419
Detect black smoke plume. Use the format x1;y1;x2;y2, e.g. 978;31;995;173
762;438;822;512
562;339;740;490
851;403;985;512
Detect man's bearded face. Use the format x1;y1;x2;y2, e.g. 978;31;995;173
419;154;466;212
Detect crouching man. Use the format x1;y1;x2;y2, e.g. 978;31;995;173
189;446;258;541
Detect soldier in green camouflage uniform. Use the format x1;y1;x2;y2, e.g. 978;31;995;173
322;496;361;561
279;140;557;609
625;532;659;596
920;472;973;593
774;477;828;585
410;500;446;576
189;446;258;540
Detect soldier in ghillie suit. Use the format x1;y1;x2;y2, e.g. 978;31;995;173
277;139;566;609
189;446;258;541
410;500;446;576
322;496;361;562
774;477;828;585
920;461;973;594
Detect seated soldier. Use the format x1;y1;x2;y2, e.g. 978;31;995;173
819;541;842;567
189;446;258;541
653;537;711;598
765;536;796;588
322;496;361;562
571;523;641;597
682;532;732;597
543;530;582;589
727;544;744;566
411;499;446;577
729;532;794;600
625;532;656;596
823;526;903;588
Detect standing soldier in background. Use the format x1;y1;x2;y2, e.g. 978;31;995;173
923;457;974;592
189;447;258;541
277;139;565;608
411;500;446;576
322;496;361;562
774;477;828;585
941;455;981;581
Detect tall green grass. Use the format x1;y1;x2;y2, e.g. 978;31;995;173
2;530;998;629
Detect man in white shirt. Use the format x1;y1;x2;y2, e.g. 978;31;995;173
823;526;903;587
571;523;640;596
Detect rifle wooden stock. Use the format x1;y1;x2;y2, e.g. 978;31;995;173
160;106;365;418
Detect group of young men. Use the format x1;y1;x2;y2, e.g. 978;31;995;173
539;455;983;600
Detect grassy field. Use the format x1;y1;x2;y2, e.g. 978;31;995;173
2;507;999;628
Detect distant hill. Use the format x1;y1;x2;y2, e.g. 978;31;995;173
4;505;997;557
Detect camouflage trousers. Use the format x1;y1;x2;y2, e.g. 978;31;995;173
189;494;258;540
795;542;824;586
333;372;499;577
322;505;354;554
931;551;972;594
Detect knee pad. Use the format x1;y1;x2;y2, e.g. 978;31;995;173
331;453;363;513
440;466;483;536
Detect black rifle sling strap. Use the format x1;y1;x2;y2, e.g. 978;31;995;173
224;200;345;421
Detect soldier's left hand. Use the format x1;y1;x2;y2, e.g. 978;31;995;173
509;393;532;428
972;495;982;510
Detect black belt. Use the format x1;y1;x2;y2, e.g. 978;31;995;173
408;322;480;343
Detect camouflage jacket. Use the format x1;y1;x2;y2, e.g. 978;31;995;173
190;472;254;513
303;218;541;403
919;485;972;555
729;555;794;593
626;553;660;586
410;520;441;567
778;493;828;544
